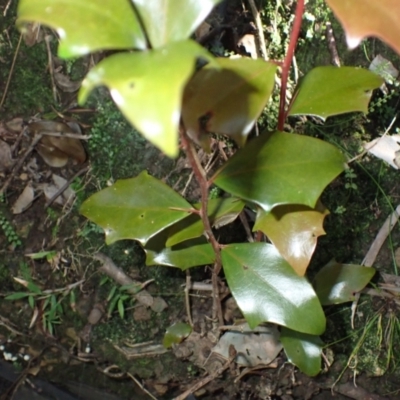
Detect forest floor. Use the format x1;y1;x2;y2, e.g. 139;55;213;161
0;0;400;399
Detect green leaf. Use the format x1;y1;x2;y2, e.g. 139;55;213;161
182;58;277;148
26;250;57;260
254;203;329;276
145;237;215;270
166;197;245;247
163;322;192;348
314;261;376;305
213;132;346;212
79;40;213;157
80;171;192;245
134;0;222;48
27;281;42;295
326;0;400;54
118;297;125;319
221;243;326;335
280;327;323;376
28;295;35;309
5;292;30;300
17;0;146;58
288;67;383;119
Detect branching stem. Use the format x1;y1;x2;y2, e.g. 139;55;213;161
180;129;224;327
277;0;305;131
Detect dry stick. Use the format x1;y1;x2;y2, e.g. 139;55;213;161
0;133;43;195
0;33;22;110
44;34;59;103
247;0;268;60
127;372;159;400
185;270;194;327
180;130;224;328
174;347;236;400
3;0;13;16
277;0;305;131
45;165;90;208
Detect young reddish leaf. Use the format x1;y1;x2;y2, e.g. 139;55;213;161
213;132;346;212
221;243;326;335
288;67;383;119
313;261;376;305
134;0;222;48
280;327;323;376
166;197;245;247
17;0;146;58
80;171;192;246
79;40;214;157
163;322;192;348
254;204;329;276
326;0;400;54
182;58;277;148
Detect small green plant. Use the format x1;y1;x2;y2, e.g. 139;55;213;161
100;277;137;319
6;258;80;335
0;213;22;248
17;0;399;376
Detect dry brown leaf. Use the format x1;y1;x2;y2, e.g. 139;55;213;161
54;71;82;92
22;22;42;47
0;140;13;171
5;117;24;133
28;120;86;167
40;173;76;206
12;182;35;214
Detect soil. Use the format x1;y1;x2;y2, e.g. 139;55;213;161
0;0;400;399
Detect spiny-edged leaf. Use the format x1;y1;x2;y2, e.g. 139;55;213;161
280;327;323;376
326;0;400;54
80;171;192;246
288;67;383;119
166;197;245;247
254;203;329;276
133;0;222;48
182;58;277;148
221;243;326;335
163;322;192;348
145;235;215;270
79;40;214;157
213;131;346;212
17;0;146;58
314;260;376;305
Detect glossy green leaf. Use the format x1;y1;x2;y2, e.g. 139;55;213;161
166;197;245;247
254;204;329;276
133;0;222;48
145;236;215;270
182;58;277;147
288;67;383;119
213;131;346;212
79;40;213;157
280;327;323;376
326;0;400;55
314;260;376;305
163;322;192;348
221;243;326;335
80;171;192;245
17;0;146;58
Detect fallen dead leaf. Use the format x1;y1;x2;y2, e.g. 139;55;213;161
54;71;82;92
39;173;76;206
0;140;13;171
12;182;35;214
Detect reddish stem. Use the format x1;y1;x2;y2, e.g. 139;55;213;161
277;0;305;131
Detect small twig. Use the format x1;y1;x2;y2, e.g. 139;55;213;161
239;211;254;242
127;372;159;400
3;0;13;16
40;131;91;140
247;0;268;60
0;33;22;110
44;34;59;103
0;133;43;195
185;270;194;327
326;20;341;67
11;125;28;156
45;165;90;208
174;346;237;400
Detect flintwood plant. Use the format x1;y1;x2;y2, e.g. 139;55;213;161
16;0;400;375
